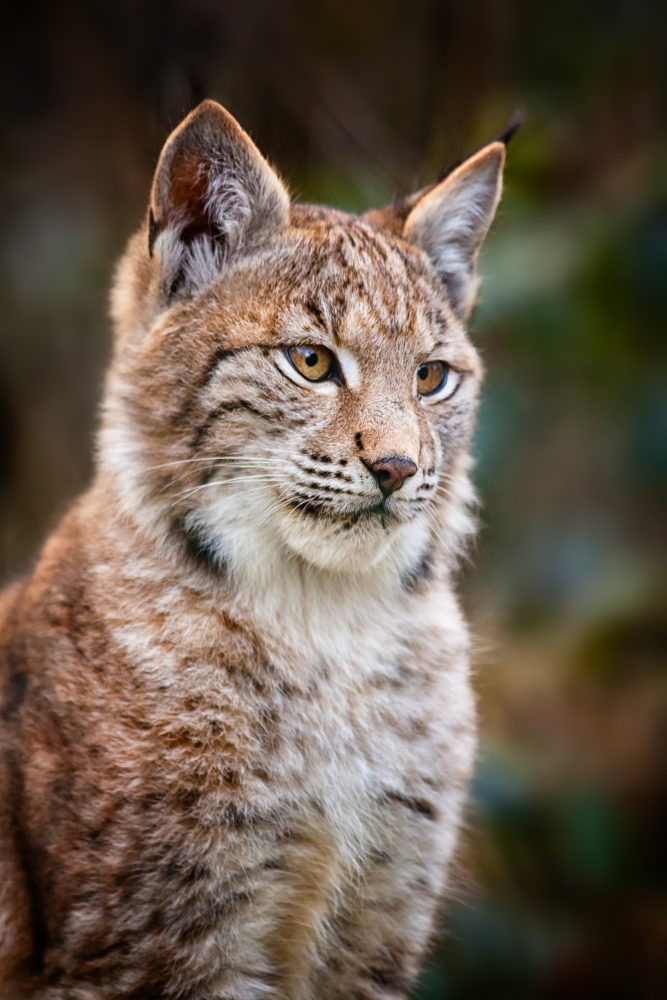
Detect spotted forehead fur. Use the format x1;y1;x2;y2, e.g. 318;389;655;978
286;206;446;340
136;206;473;375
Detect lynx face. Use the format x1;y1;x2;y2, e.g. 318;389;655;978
105;102;503;580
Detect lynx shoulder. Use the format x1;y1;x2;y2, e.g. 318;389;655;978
0;100;508;999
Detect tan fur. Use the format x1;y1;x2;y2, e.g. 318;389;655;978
0;101;507;998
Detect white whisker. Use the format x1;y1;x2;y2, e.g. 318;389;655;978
169;482;276;511
253;491;306;530
145;456;292;473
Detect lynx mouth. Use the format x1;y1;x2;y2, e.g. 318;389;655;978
285;497;393;524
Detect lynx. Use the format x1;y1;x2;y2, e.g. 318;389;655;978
0;100;509;999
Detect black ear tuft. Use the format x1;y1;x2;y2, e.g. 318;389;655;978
495;108;525;147
437;110;524;183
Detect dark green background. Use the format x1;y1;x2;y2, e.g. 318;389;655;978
1;2;666;996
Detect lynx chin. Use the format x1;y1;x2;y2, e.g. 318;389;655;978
0;100;511;998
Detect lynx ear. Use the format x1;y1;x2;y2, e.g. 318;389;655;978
403;141;505;320
148;100;289;298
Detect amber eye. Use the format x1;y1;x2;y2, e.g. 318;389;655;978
416;361;448;396
287;345;335;382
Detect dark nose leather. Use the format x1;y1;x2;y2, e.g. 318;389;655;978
365;456;418;497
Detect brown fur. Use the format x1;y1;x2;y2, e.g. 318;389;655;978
0;101;508;998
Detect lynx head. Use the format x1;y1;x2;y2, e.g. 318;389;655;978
103;101;507;583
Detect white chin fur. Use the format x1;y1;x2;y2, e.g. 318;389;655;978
198;485;430;579
276;507;398;573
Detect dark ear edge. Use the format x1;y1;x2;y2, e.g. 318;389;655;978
148;207;159;257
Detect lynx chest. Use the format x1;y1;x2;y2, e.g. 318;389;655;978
156;597;469;893
139;591;473;995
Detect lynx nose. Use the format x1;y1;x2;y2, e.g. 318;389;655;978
365;456;418;497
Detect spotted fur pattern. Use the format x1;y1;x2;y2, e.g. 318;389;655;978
0;102;507;998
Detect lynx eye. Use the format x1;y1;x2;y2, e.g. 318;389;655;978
287;345;335;382
416;360;460;402
416;361;448;396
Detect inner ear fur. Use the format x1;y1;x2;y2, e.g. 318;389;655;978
148;100;289;296
401;141;505;320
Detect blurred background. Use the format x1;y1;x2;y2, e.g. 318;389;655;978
1;1;666;996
